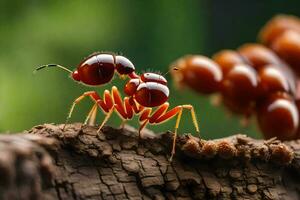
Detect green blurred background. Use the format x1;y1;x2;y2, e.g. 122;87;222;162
1;0;300;139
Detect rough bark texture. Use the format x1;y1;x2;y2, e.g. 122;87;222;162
1;123;300;200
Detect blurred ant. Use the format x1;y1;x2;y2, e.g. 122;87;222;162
35;52;200;161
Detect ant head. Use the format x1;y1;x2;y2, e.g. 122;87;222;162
124;72;169;107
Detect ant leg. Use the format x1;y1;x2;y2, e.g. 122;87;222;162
137;103;172;138
137;103;170;138
137;108;152;138
129;97;144;114
124;97;133;119
120;120;127;129
63;91;111;130
63;92;93;130
97;93;136;132
88;104;98;126
84;103;97;125
111;86;136;130
119;97;135;129
111;86;127;118
97;108;114;133
148;103;169;123
97;86;138;133
155;105;200;135
170;108;183;162
188;105;200;137
154;104;200;161
138;120;149;138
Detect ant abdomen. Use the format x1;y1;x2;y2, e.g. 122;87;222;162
76;53;116;86
135;82;169;107
257;65;291;97
212;50;245;75
221;64;259;115
172;55;223;94
256;92;299;140
271;30;300;76
259;15;300;46
260;15;300;76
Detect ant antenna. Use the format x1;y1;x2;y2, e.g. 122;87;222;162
163;67;179;77
34;64;73;74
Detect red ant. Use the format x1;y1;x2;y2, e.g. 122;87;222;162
35;52;200;161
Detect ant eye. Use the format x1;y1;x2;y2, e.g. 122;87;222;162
141;73;167;85
115;56;135;75
135;82;169;107
124;79;140;96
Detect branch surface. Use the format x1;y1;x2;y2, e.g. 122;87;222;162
1;123;300;200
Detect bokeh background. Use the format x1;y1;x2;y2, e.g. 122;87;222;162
1;0;300;139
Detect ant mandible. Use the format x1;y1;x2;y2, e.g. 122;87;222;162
35;52;200;161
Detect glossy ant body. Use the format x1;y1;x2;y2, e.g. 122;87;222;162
35;52;200;161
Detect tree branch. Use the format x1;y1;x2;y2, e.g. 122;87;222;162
0;123;299;200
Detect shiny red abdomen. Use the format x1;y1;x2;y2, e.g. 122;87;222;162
77;53;115;86
173;55;223;94
213;50;246;75
135;82;169;107
256;92;299;140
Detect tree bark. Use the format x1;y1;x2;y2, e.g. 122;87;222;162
0;123;300;200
